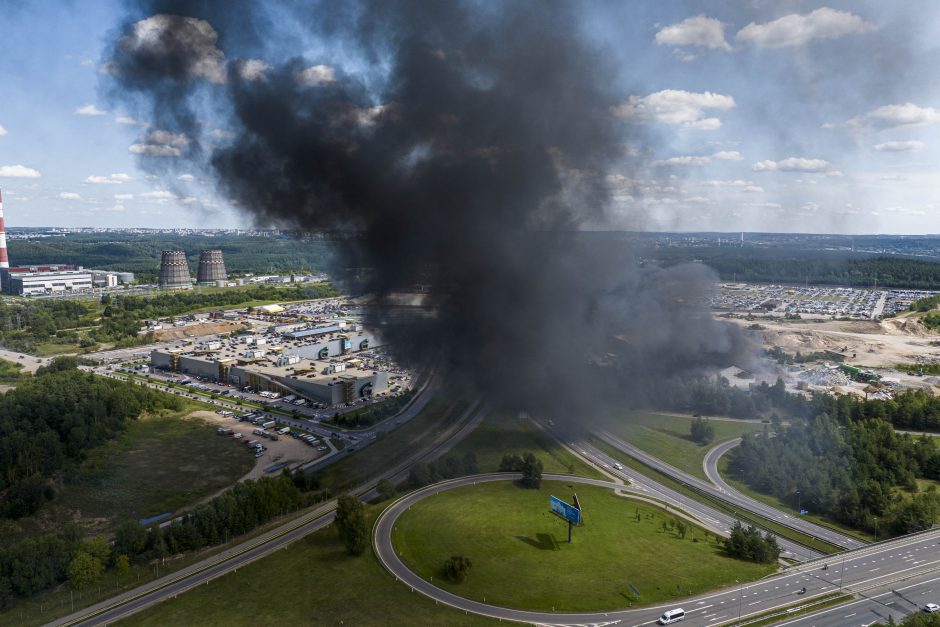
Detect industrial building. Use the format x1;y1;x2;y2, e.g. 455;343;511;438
150;325;387;405
0;189;8;293
196;249;227;284
158;250;192;289
6;269;94;296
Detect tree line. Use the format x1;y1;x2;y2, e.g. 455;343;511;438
0;471;327;610
729;414;940;536
0;359;184;519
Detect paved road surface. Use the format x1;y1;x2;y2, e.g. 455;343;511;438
50;401;484;627
571;439;821;562
596;430;864;551
374;473;940;626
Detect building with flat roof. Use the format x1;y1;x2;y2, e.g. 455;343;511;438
5;269;94;296
150;328;386;405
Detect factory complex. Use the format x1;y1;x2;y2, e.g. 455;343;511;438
150;319;388;406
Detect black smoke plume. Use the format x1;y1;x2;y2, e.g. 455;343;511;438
106;1;752;420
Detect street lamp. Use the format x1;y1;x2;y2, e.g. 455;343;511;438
796;489;801;514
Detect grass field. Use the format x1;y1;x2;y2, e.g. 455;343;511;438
55;410;255;537
119;507;497;627
591;439;844;555
392;480;775;612
446;412;605;479
0;356;27;383
600;412;764;481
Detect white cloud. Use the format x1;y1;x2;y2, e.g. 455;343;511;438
712;150;743;161
180;196;198;205
237;59;271;81
652;155;711;166
0;125;6;136
114;193;134;200
178;173;195;182
744;185;764;193
129;143;182;157
0;165;41;178
685;195;710;203
209;128;234;139
116;115;147;127
841;103;940;130
57;192;82;200
141;190;174;200
120;15;226;84
296;64;335;86
611;89;735;130
85;173;131;184
736;8;874;48
655;16;731;51
705;179;755;188
74;104;108;116
752;157;833;173
873;140;925;152
146;130;190;148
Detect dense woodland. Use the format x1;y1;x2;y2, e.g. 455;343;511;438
7;233;337;283
729;415;940;536
653;246;940;288
0;359;184;519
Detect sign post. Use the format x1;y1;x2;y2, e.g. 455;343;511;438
549;494;583;543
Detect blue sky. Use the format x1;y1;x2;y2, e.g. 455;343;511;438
2;1;940;233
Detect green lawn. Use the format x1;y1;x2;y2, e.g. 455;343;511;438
54;410;255;537
446;412;605;479
601;412;764;481
34;342;80;356
591;439;844;555
392;480;775;612
119;507;497;627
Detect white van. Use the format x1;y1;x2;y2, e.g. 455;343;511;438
658;608;685;625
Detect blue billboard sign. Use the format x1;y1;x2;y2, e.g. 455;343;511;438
550;495;582;525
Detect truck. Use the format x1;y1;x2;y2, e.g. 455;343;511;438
262;420;277;429
277;426;291;435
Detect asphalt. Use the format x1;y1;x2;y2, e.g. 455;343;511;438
595;429;866;551
49;396;485;627
373;473;940;627
567;439;822;562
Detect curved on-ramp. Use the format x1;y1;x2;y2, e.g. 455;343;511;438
373;472;680;625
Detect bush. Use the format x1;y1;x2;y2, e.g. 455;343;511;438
443;554;472;583
690;417;715;445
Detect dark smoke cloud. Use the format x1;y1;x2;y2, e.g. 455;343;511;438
106;0;753;420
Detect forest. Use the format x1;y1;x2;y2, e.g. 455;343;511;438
6;233;338;283
0;472;328;609
729;414;940;536
0;358;185;519
653;246;940;288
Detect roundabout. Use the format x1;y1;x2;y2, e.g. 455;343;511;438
373;473;783;625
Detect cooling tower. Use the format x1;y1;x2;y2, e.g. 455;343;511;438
196;249;227;284
158;250;192;288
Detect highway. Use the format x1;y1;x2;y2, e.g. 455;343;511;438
49;398;485;627
594;429;865;551
569;438;823;562
373;473;940;627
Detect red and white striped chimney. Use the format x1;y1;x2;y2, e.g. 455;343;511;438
0;188;8;292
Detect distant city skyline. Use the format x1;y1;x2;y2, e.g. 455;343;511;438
2;2;940;233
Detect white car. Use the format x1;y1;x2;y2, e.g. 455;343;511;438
924;603;940;613
614;463;624;470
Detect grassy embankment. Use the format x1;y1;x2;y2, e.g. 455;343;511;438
445;412;605;479
392;480;775;612
590;438;845;555
600;411;764;481
119;505;497;627
0;356;27;383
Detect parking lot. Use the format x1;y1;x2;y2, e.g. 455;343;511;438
711;283;938;319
